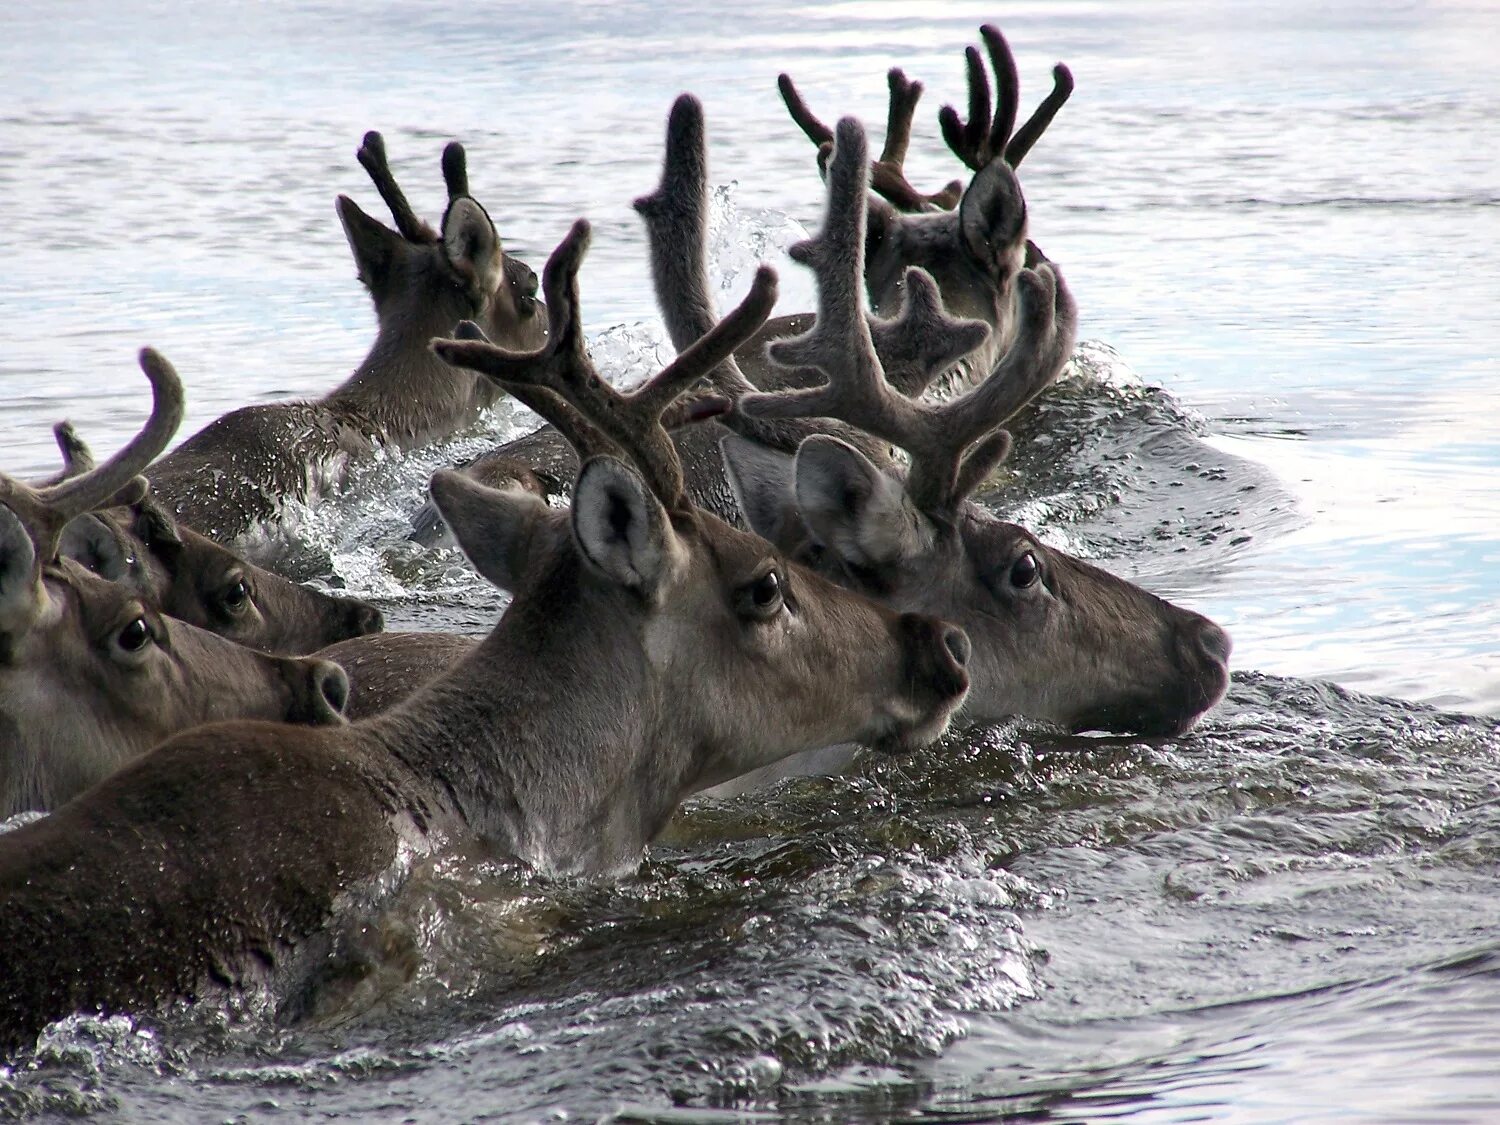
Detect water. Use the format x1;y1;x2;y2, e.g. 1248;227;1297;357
2;0;1499;1120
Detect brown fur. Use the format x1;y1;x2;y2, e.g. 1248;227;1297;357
147;136;547;547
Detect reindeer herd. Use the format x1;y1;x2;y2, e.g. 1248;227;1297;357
0;26;1231;1052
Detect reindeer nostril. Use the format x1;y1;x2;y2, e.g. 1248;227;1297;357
943;625;971;668
1197;620;1232;665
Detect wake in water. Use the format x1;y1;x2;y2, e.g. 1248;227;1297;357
4;672;1496;1121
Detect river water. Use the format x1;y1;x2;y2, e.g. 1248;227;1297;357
2;1;1498;1121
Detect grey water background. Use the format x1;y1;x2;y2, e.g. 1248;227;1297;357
2;0;1499;1121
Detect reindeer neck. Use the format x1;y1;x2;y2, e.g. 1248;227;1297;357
324;302;495;449
359;567;695;877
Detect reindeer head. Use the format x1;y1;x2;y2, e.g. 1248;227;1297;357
337;132;546;368
721;118;1230;737
431;220;972;791
0;352;349;815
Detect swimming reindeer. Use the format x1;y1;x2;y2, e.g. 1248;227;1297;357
49;424;383;654
1;352;351;817
339;96;1229;744
146;132;546;547
720;117;1231;738
408;21;1071;538
0;229;970;1053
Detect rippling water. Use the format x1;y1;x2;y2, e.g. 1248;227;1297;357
2;0;1498;1120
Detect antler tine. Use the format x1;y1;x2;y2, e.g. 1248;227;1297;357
2;349;182;562
441;141;470;202
53;422;96;477
777;72;836;149
25;421;98;489
589;261;781;506
629;265;778;424
636;94;870;454
633;94;755;400
867;268;992;399
1006;63;1075;167
878;68;922;167
446;320;618;460
781;70;961;213
938;24;1070;174
872;67;967;213
356;131;437;243
981;24;1021;166
742;119;927;440
899;262;1076;511
741;119;1075;516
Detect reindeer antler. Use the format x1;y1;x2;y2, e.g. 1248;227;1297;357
780;68;964;213
24;421;98;490
441;142;470;202
1;349;183;564
52;422;96;477
356;131;439;243
740;119;1076;517
781;25;1074;214
938;24;1074;173
434;220;779;510
635;93;977;465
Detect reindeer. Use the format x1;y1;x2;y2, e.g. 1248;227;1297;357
0;227;970;1054
145;133;547;548
1;352;351;817
48;424;383;654
721;116;1231;740
406;22;1073;540
344;95;1228;747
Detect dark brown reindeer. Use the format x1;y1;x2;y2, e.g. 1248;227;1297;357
362;96;1228;745
768;22;1074;365
408;22;1071;540
146;132;546;548
49;424;383;654
1;352;350;817
722;117;1230;739
0;227;970;1054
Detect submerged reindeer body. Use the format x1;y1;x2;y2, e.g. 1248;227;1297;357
0;222;968;1053
149;133;545;547
1;353;350;817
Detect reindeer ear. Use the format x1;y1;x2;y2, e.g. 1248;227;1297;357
571;457;678;599
129;496;183;555
442;197;503;296
957;160;1028;280
429;469;551;593
794;436;929;570
720;435;804;547
0;505;42;639
337;195;403;287
58;513;134;582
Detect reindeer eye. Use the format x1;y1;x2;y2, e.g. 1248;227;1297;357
220;579;251;614
1009;552;1040;589
753;571;781;606
737;569;786;620
117;617;152;653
